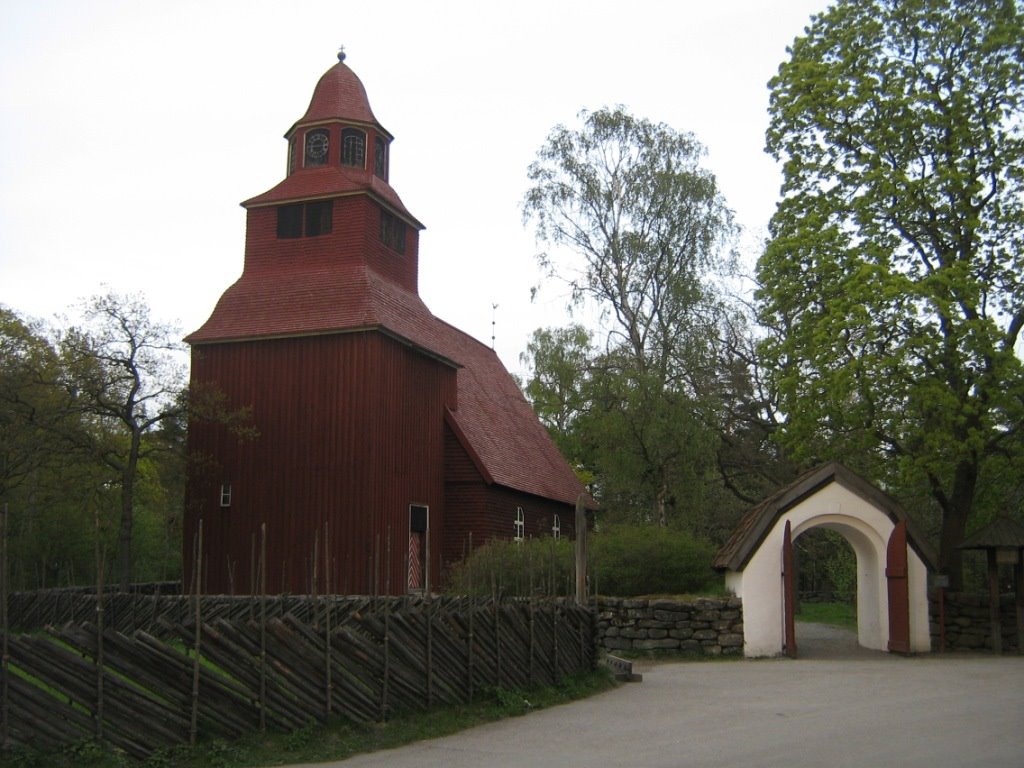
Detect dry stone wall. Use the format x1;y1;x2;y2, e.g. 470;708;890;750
595;596;743;656
930;592;1021;653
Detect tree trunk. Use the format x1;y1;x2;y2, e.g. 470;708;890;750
118;469;133;590
117;431;142;590
936;459;977;592
655;482;668;528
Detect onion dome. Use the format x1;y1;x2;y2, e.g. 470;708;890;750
288;47;389;138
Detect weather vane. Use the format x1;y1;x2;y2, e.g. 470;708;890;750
337;44;346;62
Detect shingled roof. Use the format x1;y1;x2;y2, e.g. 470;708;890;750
286;54;388;138
186;264;589;508
713;462;936;572
959;516;1024;551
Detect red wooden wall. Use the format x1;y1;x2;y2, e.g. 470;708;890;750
441;424;576;580
185;331;455;595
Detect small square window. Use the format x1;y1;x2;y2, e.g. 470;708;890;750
305;200;333;237
220;483;232;508
277;204;303;239
514;506;525;542
552;514;561;539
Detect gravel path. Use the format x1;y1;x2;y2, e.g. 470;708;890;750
289;626;1024;768
794;620;883;659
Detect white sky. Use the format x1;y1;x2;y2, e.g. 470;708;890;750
1;0;824;378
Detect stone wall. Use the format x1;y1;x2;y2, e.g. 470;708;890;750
595;596;743;656
930;592;1021;653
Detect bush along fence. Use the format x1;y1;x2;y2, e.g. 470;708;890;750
595;596;744;655
0;594;595;760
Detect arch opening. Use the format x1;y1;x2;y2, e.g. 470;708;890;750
794;527;857;636
791;516;887;653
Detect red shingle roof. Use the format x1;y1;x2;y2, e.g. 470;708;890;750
186;267;589;508
286;57;389;138
429;318;591;508
241;167;420;227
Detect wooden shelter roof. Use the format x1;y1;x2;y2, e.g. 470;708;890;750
959;517;1024;551
713;461;937;572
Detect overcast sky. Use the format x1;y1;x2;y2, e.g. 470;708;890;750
1;0;825;377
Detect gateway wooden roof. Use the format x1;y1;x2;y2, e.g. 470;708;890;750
713;462;936;572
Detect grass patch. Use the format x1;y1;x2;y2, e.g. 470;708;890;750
6;668;616;767
795;600;857;631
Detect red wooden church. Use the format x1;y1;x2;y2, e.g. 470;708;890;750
183;52;587;596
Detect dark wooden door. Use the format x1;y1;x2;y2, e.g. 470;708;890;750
886;520;910;653
783;520;797;658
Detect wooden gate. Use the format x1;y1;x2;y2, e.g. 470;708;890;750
782;520;797;658
886;519;910;653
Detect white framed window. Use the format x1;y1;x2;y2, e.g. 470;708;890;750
552;514;561;539
514;506;525;542
219;483;232;508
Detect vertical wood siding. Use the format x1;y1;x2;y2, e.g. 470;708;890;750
441;425;576;581
185;331;453;595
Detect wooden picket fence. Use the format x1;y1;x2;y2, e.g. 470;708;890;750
0;595;595;760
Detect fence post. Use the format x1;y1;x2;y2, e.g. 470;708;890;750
528;564;536;687
312;528;320;630
492;573;501;689
323;520;333;720
381;528;392;721
259;523;267;733
466;533;474;702
551;599;559;683
575;495;587;605
189;519;203;746
1;502;9;753
94;505;106;747
426;592;434;708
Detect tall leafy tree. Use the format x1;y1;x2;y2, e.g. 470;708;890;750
0;309;58;502
523;107;738;527
56;291;187;588
524;107;736;381
758;0;1024;587
519;325;593;462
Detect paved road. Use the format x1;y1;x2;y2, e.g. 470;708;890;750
293;626;1024;768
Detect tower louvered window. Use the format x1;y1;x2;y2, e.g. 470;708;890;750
380;210;406;253
342;127;366;167
277;201;333;238
374;136;388;179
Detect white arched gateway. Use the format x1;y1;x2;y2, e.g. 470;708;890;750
714;463;936;658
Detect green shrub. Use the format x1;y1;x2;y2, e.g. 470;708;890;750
444;525;720;598
591;524;719;597
445;537;574;597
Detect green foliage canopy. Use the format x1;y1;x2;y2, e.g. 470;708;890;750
522;107;743;529
758;0;1024;586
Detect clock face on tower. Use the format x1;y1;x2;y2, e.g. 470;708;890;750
304;129;329;166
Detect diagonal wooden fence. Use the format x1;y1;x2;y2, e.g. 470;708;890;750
1;595;595;760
